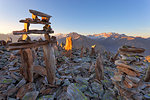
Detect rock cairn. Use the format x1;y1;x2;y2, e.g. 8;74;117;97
112;45;149;99
8;9;56;85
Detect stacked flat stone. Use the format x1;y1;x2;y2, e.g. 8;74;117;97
13;9;54;36
112;46;146;88
8;9;56;85
111;45;147;99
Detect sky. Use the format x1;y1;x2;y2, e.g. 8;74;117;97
0;0;150;37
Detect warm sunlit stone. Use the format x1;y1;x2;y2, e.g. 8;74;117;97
22;34;28;40
145;56;150;62
32;14;37;20
91;45;96;48
65;37;72;51
42;17;49;22
24;23;29;32
60;42;64;48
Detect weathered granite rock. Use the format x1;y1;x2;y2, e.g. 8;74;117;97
126;75;140;84
16;83;36;99
74;83;87;92
22;91;39;100
73;58;83;63
38;95;55;100
119;45;145;53
55;78;62;85
0;78;15;84
91;82;104;97
62;79;71;86
102;90;116;100
132;93;143;100
84;91;98;98
116;66;140;77
75;76;89;86
67;83;88;100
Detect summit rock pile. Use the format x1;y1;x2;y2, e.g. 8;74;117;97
0;43;119;100
112;45;150;99
1;41;150;100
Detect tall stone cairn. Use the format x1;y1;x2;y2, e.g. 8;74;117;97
111;45;149;99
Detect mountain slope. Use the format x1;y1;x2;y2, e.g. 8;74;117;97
1;32;150;55
57;32;105;52
87;32;150;55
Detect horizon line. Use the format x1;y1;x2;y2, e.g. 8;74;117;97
0;32;150;38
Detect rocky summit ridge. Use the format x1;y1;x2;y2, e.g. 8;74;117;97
1;32;150;55
0;40;150;100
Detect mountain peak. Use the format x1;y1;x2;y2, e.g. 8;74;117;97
67;32;80;36
88;32;128;39
66;32;81;39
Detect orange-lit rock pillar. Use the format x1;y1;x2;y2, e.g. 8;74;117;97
22;23;30;41
64;37;72;57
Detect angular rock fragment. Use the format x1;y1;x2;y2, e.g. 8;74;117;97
38;95;55;100
75;76;89;86
16;83;35;99
123;77;137;88
0;79;15;84
67;83;88;100
33;65;47;76
40;88;52;95
22;91;39;100
119;45;145;53
117;66;139;77
112;72;122;81
126;75;140;84
7;78;26;96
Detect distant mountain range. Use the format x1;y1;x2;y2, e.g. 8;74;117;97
87;32;150;55
1;32;150;55
55;32;150;55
